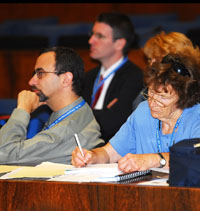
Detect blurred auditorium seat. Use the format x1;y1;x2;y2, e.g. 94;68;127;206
24;22;93;47
57;34;90;49
128;13;178;29
0;99;51;138
0;98;17;126
0;35;49;50
186;27;200;47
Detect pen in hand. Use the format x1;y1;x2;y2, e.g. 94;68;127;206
74;133;87;165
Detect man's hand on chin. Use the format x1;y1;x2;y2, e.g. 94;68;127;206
17;90;40;114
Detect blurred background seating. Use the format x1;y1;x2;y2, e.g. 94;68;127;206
128;12;178;29
24;22;93;47
0;35;49;50
0;3;200;99
0;98;17;127
0;99;52;138
0;98;17;115
186;27;200;47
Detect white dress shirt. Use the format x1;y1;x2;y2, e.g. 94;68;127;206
94;57;124;110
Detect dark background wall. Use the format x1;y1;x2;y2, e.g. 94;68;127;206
0;3;199;22
0;3;200;99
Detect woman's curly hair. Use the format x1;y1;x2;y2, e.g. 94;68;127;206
144;46;200;109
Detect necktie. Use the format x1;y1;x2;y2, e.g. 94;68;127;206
91;75;104;109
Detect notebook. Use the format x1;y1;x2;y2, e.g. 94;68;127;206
64;163;151;182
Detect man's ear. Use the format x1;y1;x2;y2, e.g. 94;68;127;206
63;72;73;87
115;38;126;51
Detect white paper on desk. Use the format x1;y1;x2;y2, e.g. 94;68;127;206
65;163;121;176
37;162;73;170
49;163;122;182
49;173;106;182
0;162;72;179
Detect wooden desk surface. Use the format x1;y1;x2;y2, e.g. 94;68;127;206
0;179;199;211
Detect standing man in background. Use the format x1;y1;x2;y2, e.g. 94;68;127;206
83;12;144;143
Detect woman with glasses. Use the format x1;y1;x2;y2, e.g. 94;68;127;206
72;46;200;173
132;31;195;111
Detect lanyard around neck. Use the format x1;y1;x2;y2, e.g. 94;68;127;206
43;100;85;130
91;57;128;106
156;112;183;152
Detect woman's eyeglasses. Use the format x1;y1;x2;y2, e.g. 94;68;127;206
162;55;191;78
141;87;177;108
141;88;166;107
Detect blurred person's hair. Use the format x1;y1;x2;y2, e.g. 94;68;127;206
143;31;194;64
97;12;136;55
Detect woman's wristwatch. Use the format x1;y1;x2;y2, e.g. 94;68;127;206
157;153;166;168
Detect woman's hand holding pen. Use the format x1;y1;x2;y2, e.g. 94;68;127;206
71;147;94;167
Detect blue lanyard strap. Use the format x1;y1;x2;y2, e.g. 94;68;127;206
44;100;85;130
91;57;128;106
156;112;183;152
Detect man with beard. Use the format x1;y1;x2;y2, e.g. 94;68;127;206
0;46;104;165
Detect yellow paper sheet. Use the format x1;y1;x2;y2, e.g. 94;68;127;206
6;167;65;178
1;162;72;179
0;165;21;173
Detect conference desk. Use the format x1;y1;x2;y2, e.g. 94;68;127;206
0;178;199;211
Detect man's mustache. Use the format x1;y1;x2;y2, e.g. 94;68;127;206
31;85;39;92
30;86;49;102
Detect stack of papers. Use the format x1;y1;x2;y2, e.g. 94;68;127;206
65;163;121;176
0;162;71;179
0;162;167;185
50;163;151;183
64;163;123;182
49;163;122;182
0;162;122;182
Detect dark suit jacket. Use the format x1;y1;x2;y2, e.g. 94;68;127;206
83;59;144;143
